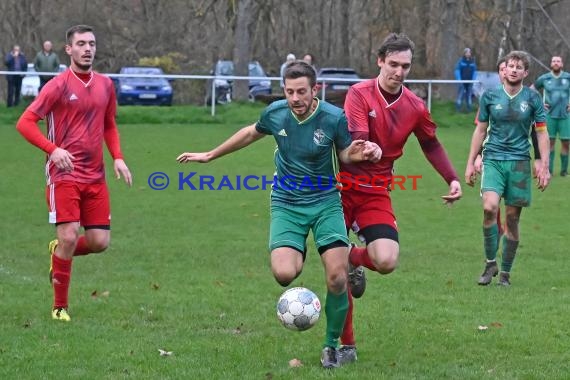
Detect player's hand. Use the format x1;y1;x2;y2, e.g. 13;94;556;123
441;180;462;205
362;141;382;163
535;164;550;191
474;154;483;174
464;164;477;187
114;159;132;186
177;152;212;163
50;147;75;173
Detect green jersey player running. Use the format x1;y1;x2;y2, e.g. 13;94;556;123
465;50;550;286
177;60;381;369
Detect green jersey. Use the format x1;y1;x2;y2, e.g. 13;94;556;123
534;71;570;119
479;86;546;161
255;99;351;206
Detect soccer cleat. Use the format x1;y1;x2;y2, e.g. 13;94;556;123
320;346;340;369
52;307;71;322
477;261;498;285
560;170;567;177
348;244;366;298
497;271;511;286
48;239;58;284
337;345;358;365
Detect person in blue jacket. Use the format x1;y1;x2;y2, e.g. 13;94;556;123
455;47;477;112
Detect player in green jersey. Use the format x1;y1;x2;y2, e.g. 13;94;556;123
465;50;550;286
177;60;381;368
533;56;570;176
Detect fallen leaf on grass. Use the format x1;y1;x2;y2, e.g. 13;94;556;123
288;358;302;367
151;283;160;290
490;322;503;328
477;325;488;331
91;290;110;298
158;349;173;356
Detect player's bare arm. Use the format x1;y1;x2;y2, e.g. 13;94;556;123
113;159;132;186
465;121;488;186
535;129;551;191
177;124;264;163
338;140;381;164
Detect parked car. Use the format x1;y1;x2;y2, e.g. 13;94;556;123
206;60;272;104
316;67;362;92
21;63;67;97
114;66;173;106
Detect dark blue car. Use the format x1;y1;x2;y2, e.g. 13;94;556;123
115;67;173;106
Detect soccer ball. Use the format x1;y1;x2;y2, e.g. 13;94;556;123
276;287;321;331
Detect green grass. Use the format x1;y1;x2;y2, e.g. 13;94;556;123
1;102;569;379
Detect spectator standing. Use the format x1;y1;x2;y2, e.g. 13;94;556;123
454;47;477;112
5;45;28;107
279;53;296;88
34;40;61;92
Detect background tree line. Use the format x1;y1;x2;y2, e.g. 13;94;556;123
2;0;569;104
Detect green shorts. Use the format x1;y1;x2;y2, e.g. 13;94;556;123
269;195;349;255
481;159;531;207
546;115;570;140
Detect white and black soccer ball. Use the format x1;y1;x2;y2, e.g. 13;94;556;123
276;287;321;331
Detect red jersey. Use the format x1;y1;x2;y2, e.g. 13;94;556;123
340;78;438;192
28;69;117;185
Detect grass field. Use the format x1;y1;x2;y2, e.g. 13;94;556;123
1;101;569;379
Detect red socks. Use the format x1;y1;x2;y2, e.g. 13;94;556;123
349;246;376;271
51;254;72;309
73;235;91;256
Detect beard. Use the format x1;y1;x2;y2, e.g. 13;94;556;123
505;77;523;87
72;57;92;71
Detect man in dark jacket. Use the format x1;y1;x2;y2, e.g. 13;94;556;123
34;40;60;92
454;47;477;112
5;45;28;107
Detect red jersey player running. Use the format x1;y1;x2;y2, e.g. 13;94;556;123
337;33;462;362
16;25;132;322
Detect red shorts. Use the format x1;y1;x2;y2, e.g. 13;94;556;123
341;188;398;231
46;181;110;227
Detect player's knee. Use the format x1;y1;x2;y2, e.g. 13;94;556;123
58;230;80;250
89;240;109;253
373;256;398;274
326;270;347;293
272;267;299;287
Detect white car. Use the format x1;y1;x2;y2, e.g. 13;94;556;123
21;63;67;97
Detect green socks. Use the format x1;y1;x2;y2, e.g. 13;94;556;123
483;224;499;261
324;290;348;348
501;238;519;273
561;154;568;173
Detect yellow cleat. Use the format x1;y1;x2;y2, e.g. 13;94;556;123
48;239;58;283
52;307;71;322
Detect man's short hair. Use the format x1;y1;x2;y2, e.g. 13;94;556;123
377;33;415;60
283;60;317;88
504;50;531;71
66;25;94;45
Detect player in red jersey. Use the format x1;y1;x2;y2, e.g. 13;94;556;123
337;33;462;362
16;25;132;322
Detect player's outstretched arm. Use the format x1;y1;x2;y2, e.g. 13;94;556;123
441;180;462;205
177;124;265;164
338;140;381;164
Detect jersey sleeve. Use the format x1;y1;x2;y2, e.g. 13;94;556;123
344;87;370;135
334;112;352;151
533;75;544;92
27;78;61;119
254;107;272;135
103;90;124;160
412;105;437;143
478;91;491;122
531;91;547;132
